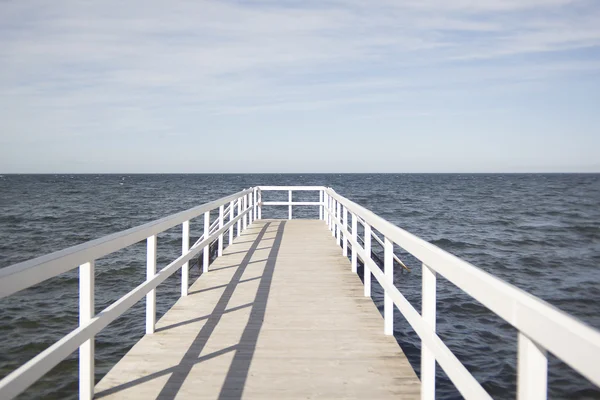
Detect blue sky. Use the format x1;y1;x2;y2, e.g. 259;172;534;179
1;0;599;173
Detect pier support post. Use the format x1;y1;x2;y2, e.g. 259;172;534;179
351;213;357;273
218;205;224;257
384;237;393;335
79;260;94;400
146;236;157;334
288;190;293;220
181;221;189;297
343;206;348;256
203;212;210;273
421;263;437;400
229;201;234;246
364;223;371;297
517;333;548;400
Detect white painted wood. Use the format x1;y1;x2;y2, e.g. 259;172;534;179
218;205;224;257
258;189;262;219
352;213;358;273
0;188;253;299
331;198;336;237
243;195;248;230
325;193;330;228
79;261;94;400
257;185;324;190
203;212;209;273
253;188;257;221
262;201;321;206
364;223;371;297
288;190;293;219
384;238;393;336
336;201;341;246
319;190;323;220
228;200;234;246
249;192;253;224
422;263;437;400
237;196;242;237
146;235;157;334
325;188;600;388
343;206;348;256
181;221;189;297
518;333;548;400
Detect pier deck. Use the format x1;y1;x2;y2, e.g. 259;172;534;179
95;219;420;399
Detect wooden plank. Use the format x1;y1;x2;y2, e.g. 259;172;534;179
95;220;420;399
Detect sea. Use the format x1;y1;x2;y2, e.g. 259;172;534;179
0;174;599;399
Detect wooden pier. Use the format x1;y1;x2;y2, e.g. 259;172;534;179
95;219;420;399
3;186;599;400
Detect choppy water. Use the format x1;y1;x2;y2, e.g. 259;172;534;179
0;174;599;399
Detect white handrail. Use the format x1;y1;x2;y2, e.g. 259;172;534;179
0;188;254;299
324;187;600;398
0;189;254;399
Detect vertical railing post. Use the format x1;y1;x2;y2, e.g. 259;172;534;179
325;192;330;228
218;205;224;257
319;190;323;220
351;213;357;273
342;206;348;256
517;333;548;400
258;189;262;219
253;188;258;221
203;212;209;273
79;260;94;400
288;190;292;220
146;235;157;334
243;194;248;230
237;197;242;237
229;200;234;246
181;221;189;297
421;263;437;400
331;198;336;237
249;191;253;224
336;201;341;246
364;223;371;297
384;237;393;335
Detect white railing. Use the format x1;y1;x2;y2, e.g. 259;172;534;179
0;188;257;400
1;185;599;400
323;187;600;400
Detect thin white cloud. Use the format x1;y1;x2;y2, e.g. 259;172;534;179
0;0;599;171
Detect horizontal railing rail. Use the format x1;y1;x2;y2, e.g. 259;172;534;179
323;187;600;400
0;188;258;400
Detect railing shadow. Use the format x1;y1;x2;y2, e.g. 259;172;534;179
95;221;286;400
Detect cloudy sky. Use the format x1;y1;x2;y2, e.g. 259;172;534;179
1;0;599;173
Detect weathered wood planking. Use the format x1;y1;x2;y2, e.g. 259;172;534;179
95;219;420;399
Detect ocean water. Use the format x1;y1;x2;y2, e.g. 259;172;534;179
0;174;599;399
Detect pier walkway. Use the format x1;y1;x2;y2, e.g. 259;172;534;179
1;186;599;400
95;220;419;399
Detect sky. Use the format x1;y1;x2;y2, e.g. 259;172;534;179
0;0;599;173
